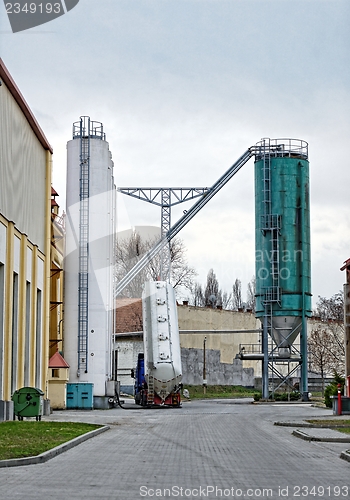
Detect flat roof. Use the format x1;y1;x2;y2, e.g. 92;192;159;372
0;58;53;154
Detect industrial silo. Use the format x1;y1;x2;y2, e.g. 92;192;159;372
254;138;311;399
64;117;116;408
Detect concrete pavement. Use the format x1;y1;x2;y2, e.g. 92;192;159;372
0;400;349;499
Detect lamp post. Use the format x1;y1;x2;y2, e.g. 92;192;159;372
203;336;207;394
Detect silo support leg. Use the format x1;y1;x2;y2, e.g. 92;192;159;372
300;315;309;401
262;316;269;400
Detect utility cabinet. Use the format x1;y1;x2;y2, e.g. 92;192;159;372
66;383;94;409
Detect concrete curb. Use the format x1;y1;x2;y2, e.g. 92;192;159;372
0;425;110;468
253;401;313;405
275;421;350;428
292;429;350;443
340;450;350;462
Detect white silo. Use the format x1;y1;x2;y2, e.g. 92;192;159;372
64;116;116;408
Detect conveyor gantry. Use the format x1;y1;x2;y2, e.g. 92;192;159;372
115;147;255;296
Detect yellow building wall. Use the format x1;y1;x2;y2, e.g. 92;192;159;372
0;66;53;402
0;215;50;400
48;368;68;410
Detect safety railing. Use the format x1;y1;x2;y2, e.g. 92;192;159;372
254;138;308;160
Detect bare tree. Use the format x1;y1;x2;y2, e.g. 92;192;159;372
221;290;232;310
232;278;242;310
308;292;345;393
313;293;345;370
246;276;256;312
308;328;343;394
169;238;197;290
315;292;344;321
204;268;219;308
115;232;197;297
115;231;149;298
190;282;205;307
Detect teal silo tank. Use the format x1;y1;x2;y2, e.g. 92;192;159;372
254;139;312;356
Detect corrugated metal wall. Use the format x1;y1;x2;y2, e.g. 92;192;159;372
0;82;46;251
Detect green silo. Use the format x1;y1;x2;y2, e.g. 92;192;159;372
254;139;311;360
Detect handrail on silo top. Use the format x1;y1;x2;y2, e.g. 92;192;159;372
72;116;106;140
254;138;308;161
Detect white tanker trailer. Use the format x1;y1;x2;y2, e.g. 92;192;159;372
133;280;182;407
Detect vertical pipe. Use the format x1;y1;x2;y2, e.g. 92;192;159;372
262;315;269;399
344;282;350;389
338;384;342;415
30;245;38;387
300;311;308;401
17;234;27;388
203;336;207;394
42;149;52;396
300;161;309;401
3;221;14;401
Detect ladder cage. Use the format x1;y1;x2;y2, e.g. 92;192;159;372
77;119;90;374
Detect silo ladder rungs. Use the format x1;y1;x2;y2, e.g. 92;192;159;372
147;376;154;404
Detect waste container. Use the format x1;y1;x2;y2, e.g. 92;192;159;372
11;387;44;421
331;395;350;415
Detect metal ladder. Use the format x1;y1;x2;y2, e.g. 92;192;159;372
147;375;154;405
77;119;90;375
262;138;272;223
260;139;281;398
261;138;281;305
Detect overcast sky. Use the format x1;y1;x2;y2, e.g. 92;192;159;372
1;0;349;304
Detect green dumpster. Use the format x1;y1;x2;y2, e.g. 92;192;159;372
11;387;44;421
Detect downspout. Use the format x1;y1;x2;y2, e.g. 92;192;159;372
300;161;309;401
42;149;52;397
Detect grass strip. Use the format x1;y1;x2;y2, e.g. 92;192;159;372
0;421;101;460
306;419;350;435
306;419;350;426
183;385;257;399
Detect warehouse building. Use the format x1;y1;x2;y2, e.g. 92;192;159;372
0;59;53;417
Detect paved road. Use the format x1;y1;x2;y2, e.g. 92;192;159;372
0;400;348;500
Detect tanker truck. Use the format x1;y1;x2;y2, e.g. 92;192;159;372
133;280;182;407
